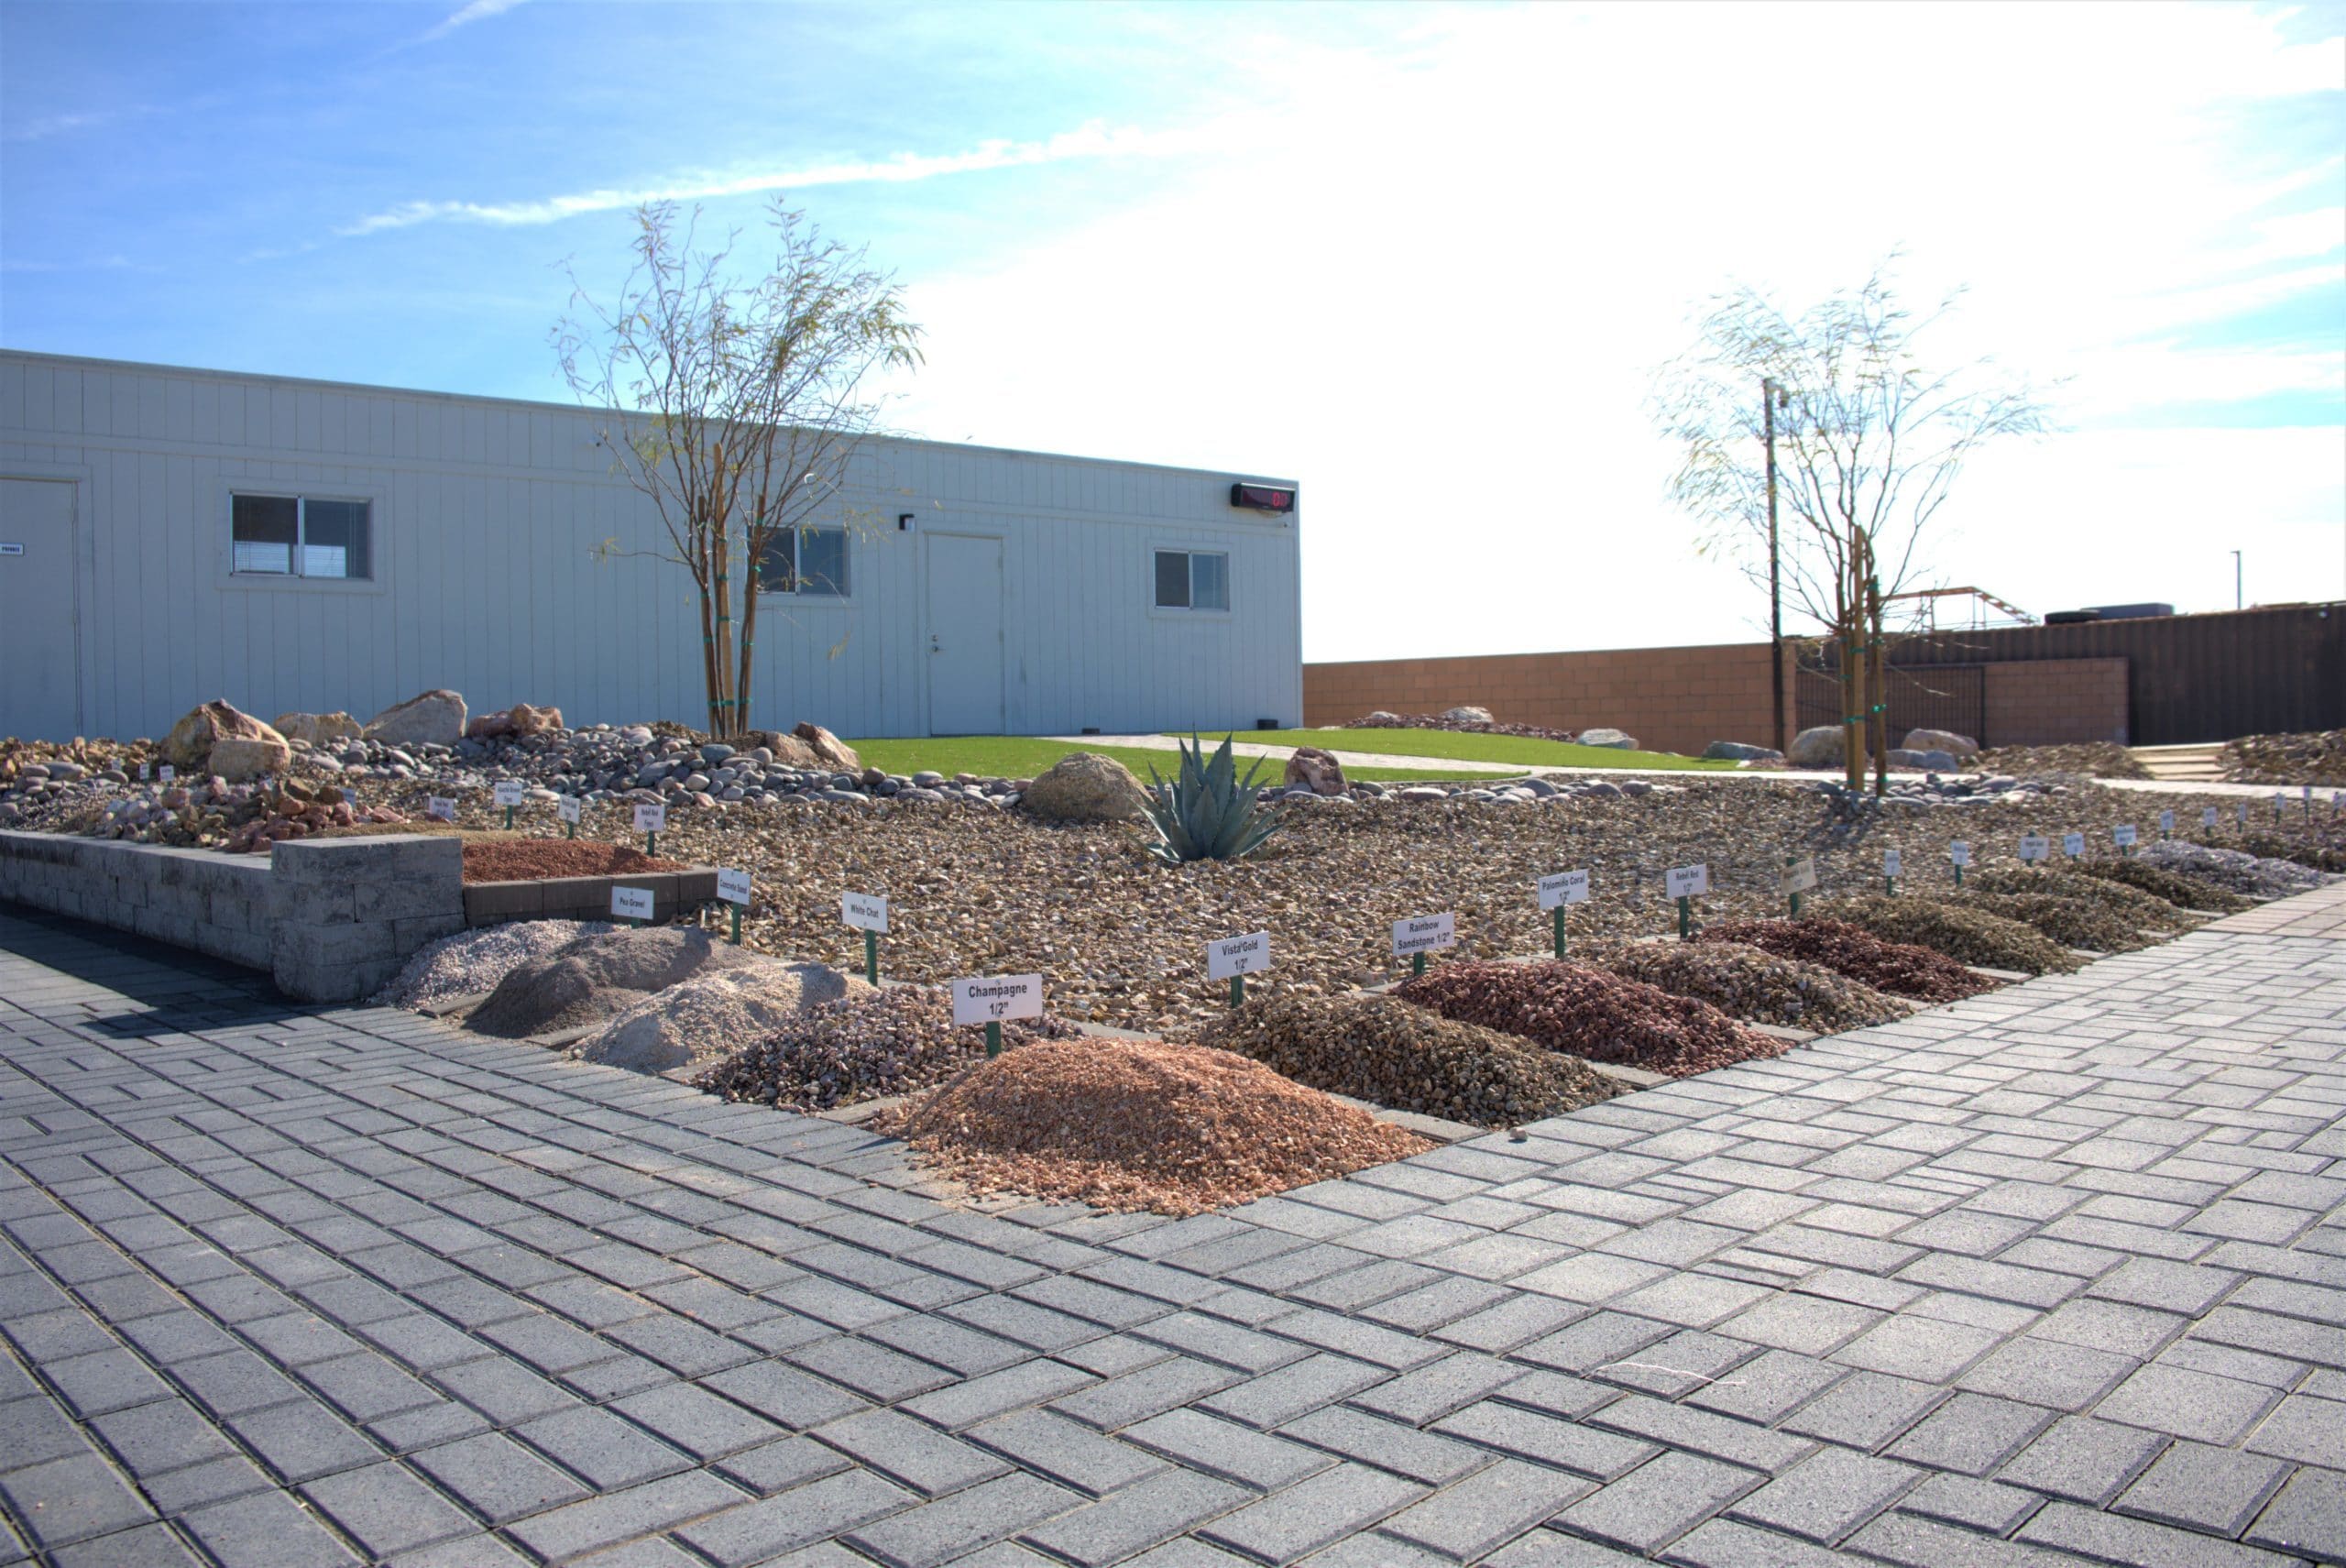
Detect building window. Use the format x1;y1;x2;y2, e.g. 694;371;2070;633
757;525;850;597
1155;549;1229;611
232;494;370;579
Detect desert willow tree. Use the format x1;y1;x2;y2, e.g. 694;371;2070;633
556;200;923;738
1655;261;2047;791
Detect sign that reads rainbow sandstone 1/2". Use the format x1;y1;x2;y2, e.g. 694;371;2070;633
951;974;1043;1025
1392;913;1456;958
1207;931;1271;981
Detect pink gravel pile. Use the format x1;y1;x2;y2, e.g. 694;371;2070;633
1695;917;1997;1003
1394;959;1788;1078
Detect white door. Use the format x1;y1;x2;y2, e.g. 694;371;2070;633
0;478;81;740
926;533;1004;735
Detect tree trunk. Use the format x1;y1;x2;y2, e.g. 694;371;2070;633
736;559;762;738
1869;574;1889;796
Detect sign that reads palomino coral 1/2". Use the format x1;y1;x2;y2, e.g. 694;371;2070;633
951;975;1043;1025
1539;870;1592;910
633;802;667;834
1208;931;1271;981
1780;858;1819;895
1392;914;1456;957
716;869;751;905
840;893;889;933
1665;864;1709;899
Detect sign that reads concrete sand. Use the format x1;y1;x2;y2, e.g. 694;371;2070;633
840;892;888;933
610;885;654;922
951;974;1043;1025
558;796;581;825
1780;858;1819;895
2019;835;2051;861
1208;931;1271;981
1392;913;1456;958
1540;870;1593;909
493;781;524;808
1665;864;1709;899
716;869;752;905
633;802;667;834
427;796;456;822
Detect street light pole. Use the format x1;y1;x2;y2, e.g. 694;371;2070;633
2232;550;2242;611
1764;378;1786;752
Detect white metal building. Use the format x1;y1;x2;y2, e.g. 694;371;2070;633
0;352;1302;743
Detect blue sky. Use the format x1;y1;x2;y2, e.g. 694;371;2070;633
3;0;2341;657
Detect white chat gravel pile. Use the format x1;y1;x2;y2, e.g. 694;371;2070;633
2139;839;2331;899
465;926;773;1038
568;964;874;1076
372;918;614;1010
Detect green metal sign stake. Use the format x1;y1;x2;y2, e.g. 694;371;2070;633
503;805;515;830
1230;973;1245;1009
1552;905;1567;959
1412;952;1427;977
728;905;741;945
985;1021;1003;1059
1953;860;1962;888
1885;872;1896;896
1677;895;1692;939
646;829;657;857
864;930;880;987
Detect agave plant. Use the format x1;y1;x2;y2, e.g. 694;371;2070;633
1140;734;1282;865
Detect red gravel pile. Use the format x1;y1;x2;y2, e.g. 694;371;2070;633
1393;960;1788;1078
873;1036;1431;1216
462;839;686;883
1696;918;1996;1003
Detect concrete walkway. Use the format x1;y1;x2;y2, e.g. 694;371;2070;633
1;891;2342;1566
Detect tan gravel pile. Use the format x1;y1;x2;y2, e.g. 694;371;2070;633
1394;959;1789;1078
1975;742;2151;780
1816;896;2079;975
1576;939;1910;1034
464;839;685;883
372;918;615;1009
1963;866;2199;930
695;987;1081;1112
466;926;772;1037
1948;890;2160;954
2231;828;2346;874
873;1036;1431;1215
1188;994;1626;1127
2219;729;2346;787
1694;918;1997;1003
2072;858;2253;914
569;964;873;1075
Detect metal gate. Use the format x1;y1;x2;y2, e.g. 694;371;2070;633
1796;654;1986;747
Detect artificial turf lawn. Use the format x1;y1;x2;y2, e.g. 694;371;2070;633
1178;727;1735;772
843;735;1517;784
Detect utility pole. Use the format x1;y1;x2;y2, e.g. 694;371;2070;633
2232;550;2242;611
1763;378;1787;752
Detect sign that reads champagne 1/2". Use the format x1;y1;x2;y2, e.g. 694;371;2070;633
840;892;888;933
633;801;667;834
492;781;525;808
610;885;654;921
1665;864;1709;899
1392;913;1456;958
1207;931;1271;981
716;869;752;905
2113;825;2138;848
427;796;456;822
558;796;582;825
1780;858;1819;895
1539;870;1592;909
951;974;1043;1025
2019;835;2051;861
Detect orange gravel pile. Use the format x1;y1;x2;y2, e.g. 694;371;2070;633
873;1036;1431;1216
462;839;686;883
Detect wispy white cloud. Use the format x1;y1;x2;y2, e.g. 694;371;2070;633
410;0;529;48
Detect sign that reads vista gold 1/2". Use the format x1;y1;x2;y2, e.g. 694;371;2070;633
1208;931;1270;981
951;974;1042;1025
1392;913;1456;958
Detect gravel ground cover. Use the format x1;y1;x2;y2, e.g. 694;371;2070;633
372;918;616;1009
1964;865;2199;929
1947;889;2160;953
2219;728;2346;786
1393;959;1789;1077
462;838;685;883
1692;918;1997;1003
2229;827;2346;873
466;926;773;1037
1814;895;2080;974
1973;742;2152;780
2072;857;2254;913
694;986;1082;1112
1573;938;1911;1033
569;964;873;1075
1185;993;1627;1127
2139;839;2332;898
872;1036;1432;1215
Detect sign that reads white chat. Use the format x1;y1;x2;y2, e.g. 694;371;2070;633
1392;913;1456;957
840;892;888;933
492;781;525;808
1665;864;1709;900
2019;835;2051;861
1208;931;1271;981
610;885;654;921
557;796;581;825
632;801;667;834
716;869;752;905
1949;841;1972;868
1780;858;1819;895
951;974;1042;1026
2113;825;2138;848
1539;870;1592;910
427;796;456;822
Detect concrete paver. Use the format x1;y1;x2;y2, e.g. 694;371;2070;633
0;884;2341;1564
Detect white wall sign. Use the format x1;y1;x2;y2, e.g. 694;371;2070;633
1392;913;1456;957
0;543;22;556
633;801;667;833
611;885;654;921
1665;864;1709;899
558;796;582;825
2062;831;2086;858
1208;931;1271;981
1883;850;1902;878
492;781;524;807
841;892;889;933
1780;858;1819;895
2113;825;2138;848
1949;841;1971;867
2019;835;2050;861
717;868;752;905
1539;870;1592;909
2159;810;2175;834
951;974;1043;1025
427;796;456;822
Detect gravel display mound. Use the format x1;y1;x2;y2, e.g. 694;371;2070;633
1189;994;1626;1127
1816;896;2078;975
2231;828;2346;874
1948;890;2159;954
1965;867;2198;930
2139;839;2330;899
1694;919;1996;1003
463;838;685;883
2219;729;2346;787
1576;939;1909;1034
372;918;616;1009
872;1036;1432;1215
466;926;772;1038
2072;858;2253;914
1974;742;2151;780
570;964;874;1075
694;987;1081;1112
1393;959;1788;1078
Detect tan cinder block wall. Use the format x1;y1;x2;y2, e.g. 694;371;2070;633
1984;657;2129;747
1303;642;1793;757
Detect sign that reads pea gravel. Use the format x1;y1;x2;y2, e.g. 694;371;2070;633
840;892;888;933
716;869;752;905
632;801;667;834
610;885;654;921
1665;864;1709;899
558;796;582;825
1780;858;1818;895
2019;835;2051;861
1950;841;1972;867
2062;831;2086;858
427;796;456;822
2113;825;2138;848
1392;913;1456;957
1539;870;1592;909
1207;931;1270;981
493;781;524;808
951;974;1042;1025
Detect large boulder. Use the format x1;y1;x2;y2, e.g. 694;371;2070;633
1703;740;1782;763
1889;747;1961;773
273;711;361;746
568;964;873;1075
1902;728;1980;761
1578;728;1639;751
1019;751;1151;822
1787;725;1847;768
365;689;467;748
1441;706;1495;725
792;722;861;773
744;729;824;770
209;735;292;783
466;703;565;740
466;927;769;1039
164;700;282;773
1285;746;1348;796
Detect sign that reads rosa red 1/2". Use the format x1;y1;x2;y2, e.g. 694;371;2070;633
840;892;888;933
951;974;1043;1026
716;869;752;905
633;802;667;834
1539;870;1592;910
1392;913;1456;958
1207;931;1270;981
1665;864;1709;900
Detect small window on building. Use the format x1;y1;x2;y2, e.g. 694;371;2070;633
757;525;850;597
231;493;369;579
1155;549;1229;611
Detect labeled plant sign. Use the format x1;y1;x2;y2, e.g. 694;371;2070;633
1207;931;1271;981
1882;849;1902;878
1780;858;1819;895
2204;806;2220;828
1539;870;1592;909
2019;835;2051;861
2237;801;2250;823
633;801;667;834
493;781;525;808
558;796;582;825
1950;841;1972;867
2159;810;2175;834
951;974;1043;1025
610;885;654;921
1665;864;1709;900
716;869;752;905
427;796;456;822
2062;831;2086;858
138;762;149;782
2113;825;2137;848
158;765;175;783
1392;913;1456;957
840;892;889;933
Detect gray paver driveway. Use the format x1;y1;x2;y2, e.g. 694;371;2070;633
0;889;2342;1567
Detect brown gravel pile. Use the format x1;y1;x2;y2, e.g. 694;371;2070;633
1576;939;1910;1034
695;987;1081;1112
2072;858;2253;914
2231;828;2346;874
2219;729;2346;787
1948;890;2160;954
1394;959;1788;1077
1189;994;1626;1127
1694;918;1997;1003
1963;866;2198;930
463;839;686;883
1816;896;2079;975
1975;743;2151;781
872;1036;1431;1215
